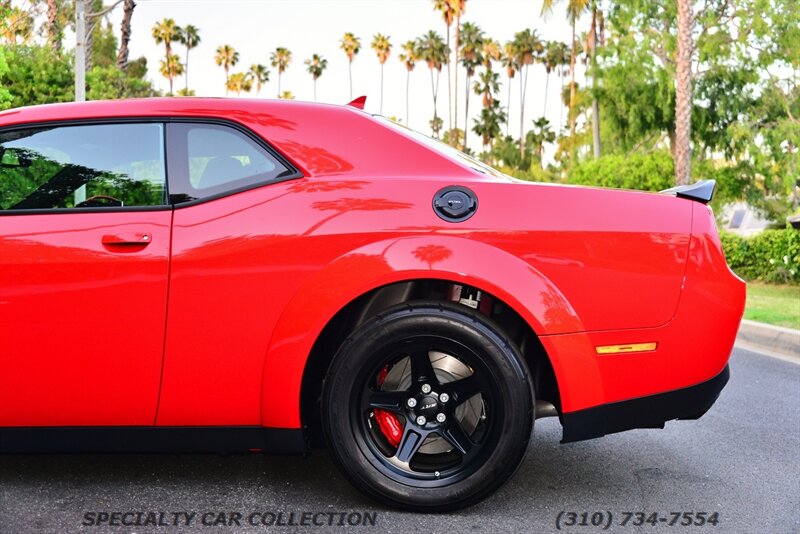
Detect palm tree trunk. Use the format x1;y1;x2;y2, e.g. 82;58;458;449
405;69;410;126
519;66;527;161
464;73;471;152
45;0;59;52
278;73;282;97
348;61;353;100
380;64;384;114
116;0;134;71
506;75;512;137
430;68;437;117
225;66;229;96
85;21;94;71
675;0;693;185
314;78;318;102
445;23;452;130
590;6;601;159
543;72;549;118
569;20;577;163
453;13;460;134
560;75;565;132
185;48;190;92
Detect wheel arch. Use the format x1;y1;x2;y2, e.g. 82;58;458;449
259;236;588;432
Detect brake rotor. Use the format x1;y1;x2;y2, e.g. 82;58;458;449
379;350;484;454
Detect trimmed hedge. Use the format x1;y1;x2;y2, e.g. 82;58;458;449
720;229;800;284
568;150;675;191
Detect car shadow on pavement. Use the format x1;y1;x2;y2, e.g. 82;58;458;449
0;418;696;518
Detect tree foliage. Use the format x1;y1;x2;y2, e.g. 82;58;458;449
569;150;675;192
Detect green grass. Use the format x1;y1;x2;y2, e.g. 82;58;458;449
744;283;800;330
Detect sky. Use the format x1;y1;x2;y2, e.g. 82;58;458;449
99;0;587;154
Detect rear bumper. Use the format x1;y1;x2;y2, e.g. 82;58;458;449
561;364;729;443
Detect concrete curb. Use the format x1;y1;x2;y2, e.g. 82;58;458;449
735;319;800;361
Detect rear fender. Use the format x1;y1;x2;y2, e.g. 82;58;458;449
260;235;596;428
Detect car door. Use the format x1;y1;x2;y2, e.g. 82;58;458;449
0;122;171;426
155;120;302;425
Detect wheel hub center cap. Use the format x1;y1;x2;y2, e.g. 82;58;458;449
416;395;440;417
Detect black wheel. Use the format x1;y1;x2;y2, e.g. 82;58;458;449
322;302;534;511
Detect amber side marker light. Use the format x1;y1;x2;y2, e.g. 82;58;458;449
595;342;658;354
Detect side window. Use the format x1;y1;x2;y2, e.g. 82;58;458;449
0;123;166;210
167;122;297;203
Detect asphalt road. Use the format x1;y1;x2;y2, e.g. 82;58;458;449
1;348;798;534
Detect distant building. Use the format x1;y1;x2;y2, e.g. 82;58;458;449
720;202;771;236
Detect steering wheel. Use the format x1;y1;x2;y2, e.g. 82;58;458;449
75;195;123;208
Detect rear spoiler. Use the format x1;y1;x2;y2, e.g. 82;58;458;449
661;179;715;204
346;96;367;110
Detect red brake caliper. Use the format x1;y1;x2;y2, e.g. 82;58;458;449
374;365;403;447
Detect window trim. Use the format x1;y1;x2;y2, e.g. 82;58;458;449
0;117;303;216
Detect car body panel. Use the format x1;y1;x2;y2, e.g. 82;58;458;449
0;98;744;444
0;210;171;426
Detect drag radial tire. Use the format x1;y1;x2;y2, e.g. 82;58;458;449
322;302;534;511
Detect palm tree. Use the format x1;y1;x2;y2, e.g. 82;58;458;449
398;40;417;126
159;54;184;94
416;30;449;138
527;117;555;165
430;116;444;139
270;47;292;97
227;72;253;97
512;28;543;160
542;41;559;117
451;0;466;133
280;90;295;100
1;6;34;44
460;22;484;151
152;18;183;94
541;0;592;161
116;0;135;70
180;25;201;93
474;68;500;110
501;42;518;137
44;0;59;52
215;44;239;95
472;100;506;157
249;64;270;96
305;53;328;101
550;41;571;132
675;0;692;184
339;32;361;99
432;0;464;131
371;33;392;114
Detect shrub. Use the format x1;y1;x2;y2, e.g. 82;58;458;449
720;229;799;284
567;150;675;191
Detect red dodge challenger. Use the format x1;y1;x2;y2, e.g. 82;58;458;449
0;98;745;510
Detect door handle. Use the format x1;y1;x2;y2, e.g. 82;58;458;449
101;233;152;246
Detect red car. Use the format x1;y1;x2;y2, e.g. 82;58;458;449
0;98;744;511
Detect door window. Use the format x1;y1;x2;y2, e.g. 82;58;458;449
0;123;166;210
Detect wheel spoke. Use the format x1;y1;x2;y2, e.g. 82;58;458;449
446;374;482;405
439;420;474;456
366;390;406;412
394;427;425;464
409;349;437;384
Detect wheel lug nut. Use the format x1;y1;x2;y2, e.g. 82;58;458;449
436;413;446;423
421;384;432;394
407;398;417;408
439;393;449;403
416;415;427;425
